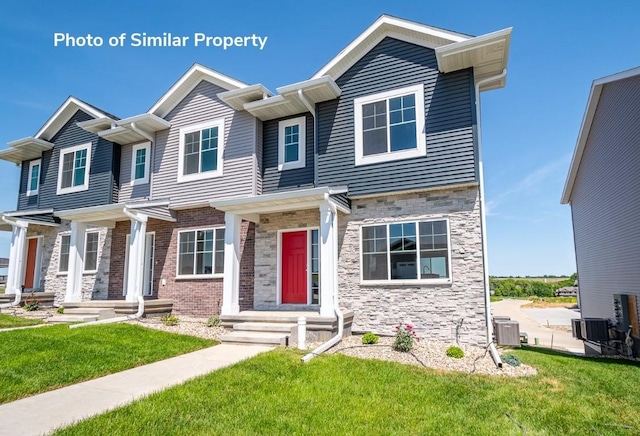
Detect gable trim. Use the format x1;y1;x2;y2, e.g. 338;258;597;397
35;97;113;141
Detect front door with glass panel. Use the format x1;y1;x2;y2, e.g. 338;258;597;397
123;233;155;297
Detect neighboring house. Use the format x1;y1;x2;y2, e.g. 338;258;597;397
561;66;640;356
0;15;511;345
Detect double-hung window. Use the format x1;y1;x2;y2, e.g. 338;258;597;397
57;143;92;194
278;116;306;171
354;84;426;166
26;159;41;196
58;231;99;273
361;219;451;283
177;228;225;277
178;119;224;182
130;142;150;185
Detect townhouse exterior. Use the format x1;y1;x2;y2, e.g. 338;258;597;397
561;67;640;356
0;16;511;345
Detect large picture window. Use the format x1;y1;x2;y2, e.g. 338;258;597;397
361;219;450;283
177;228;225;277
354;84;426;166
58;231;99;273
178;119;224;182
57;143;92;194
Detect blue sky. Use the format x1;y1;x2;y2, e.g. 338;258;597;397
0;0;638;276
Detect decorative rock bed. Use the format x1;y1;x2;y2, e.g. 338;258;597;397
127;316;225;341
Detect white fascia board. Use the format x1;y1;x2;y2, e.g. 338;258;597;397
243;95;289;111
7;137;54;149
311;14;469;80
276;76;341;97
218;84;274;100
561;84;604;204
435;27;512;62
210;186;348;211
4;208;54;216
149;64;250;117
35;97;112;140
56;203;125;220
117;113;171;130
593;66;640;87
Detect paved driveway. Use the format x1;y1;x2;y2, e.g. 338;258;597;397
492;299;585;354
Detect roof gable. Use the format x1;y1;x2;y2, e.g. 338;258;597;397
561;66;640;204
149;64;249;118
35;96;115;141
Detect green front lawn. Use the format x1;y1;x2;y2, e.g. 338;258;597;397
0;323;215;404
55;347;640;435
0;313;43;329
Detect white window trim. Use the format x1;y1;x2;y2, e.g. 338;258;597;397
57;234;71;275
26;159;41;196
359;218;452;286
354;84;426;167
56;142;92;195
177;119;225;183
278;116;306;171
130;142;151;186
175;226;225;279
83;231;100;274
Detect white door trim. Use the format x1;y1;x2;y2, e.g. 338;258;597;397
277;227;319;306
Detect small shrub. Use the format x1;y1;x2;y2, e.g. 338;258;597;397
23;296;40;312
56;307;65;314
206;316;221;327
393;324;419;352
160;315;179;326
501;354;521;367
446;346;464;359
362;332;379;345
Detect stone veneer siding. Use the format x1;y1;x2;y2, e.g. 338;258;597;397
108;207;254;316
27;222;111;305
254;209;320;310
340;186;486;345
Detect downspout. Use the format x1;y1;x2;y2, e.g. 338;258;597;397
0;216;26;308
475;69;507;368
297;89;319;187
302;196;343;362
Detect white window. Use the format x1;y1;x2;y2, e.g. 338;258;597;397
130;142;150;186
26;159;41;196
84;232;99;272
178;119;224;183
360;219;451;284
177;227;225;278
57;143;92;195
354;84;426;166
58;235;71;273
57;231;100;274
278;116;306;171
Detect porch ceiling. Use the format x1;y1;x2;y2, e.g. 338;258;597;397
210;186;350;220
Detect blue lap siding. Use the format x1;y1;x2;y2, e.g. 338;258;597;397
18;110;120;211
317;37;478;197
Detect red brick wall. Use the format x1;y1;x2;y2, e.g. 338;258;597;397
108;207;255;317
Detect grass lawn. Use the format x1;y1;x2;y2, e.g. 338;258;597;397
0;323;215;404
54;347;640;435
0;313;43;329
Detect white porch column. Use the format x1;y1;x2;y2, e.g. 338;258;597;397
6;220;28;294
64;221;87;302
221;212;241;315
319;203;338;317
125;213;148;302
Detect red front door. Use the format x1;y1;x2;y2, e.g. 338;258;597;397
281;231;308;304
24;238;38;288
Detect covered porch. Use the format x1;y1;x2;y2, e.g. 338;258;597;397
211;186;350;319
55;201;176;305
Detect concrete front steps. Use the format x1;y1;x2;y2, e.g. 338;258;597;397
220;309;354;346
46;308;117;324
0;291;56;307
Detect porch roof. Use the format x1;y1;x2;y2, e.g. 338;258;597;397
210;186;350;220
0;209;60;231
55;200;176;224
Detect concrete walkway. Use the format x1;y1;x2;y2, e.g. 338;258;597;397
0;344;273;436
492;299;585;354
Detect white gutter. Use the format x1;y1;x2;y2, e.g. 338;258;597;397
475;69;507;369
70;295;145;329
130;122;154;142
0;216;26;308
302;197;343;362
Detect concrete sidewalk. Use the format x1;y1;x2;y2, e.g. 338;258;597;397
0;344;273;436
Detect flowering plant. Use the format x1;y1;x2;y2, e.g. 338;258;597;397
393;323;419;352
